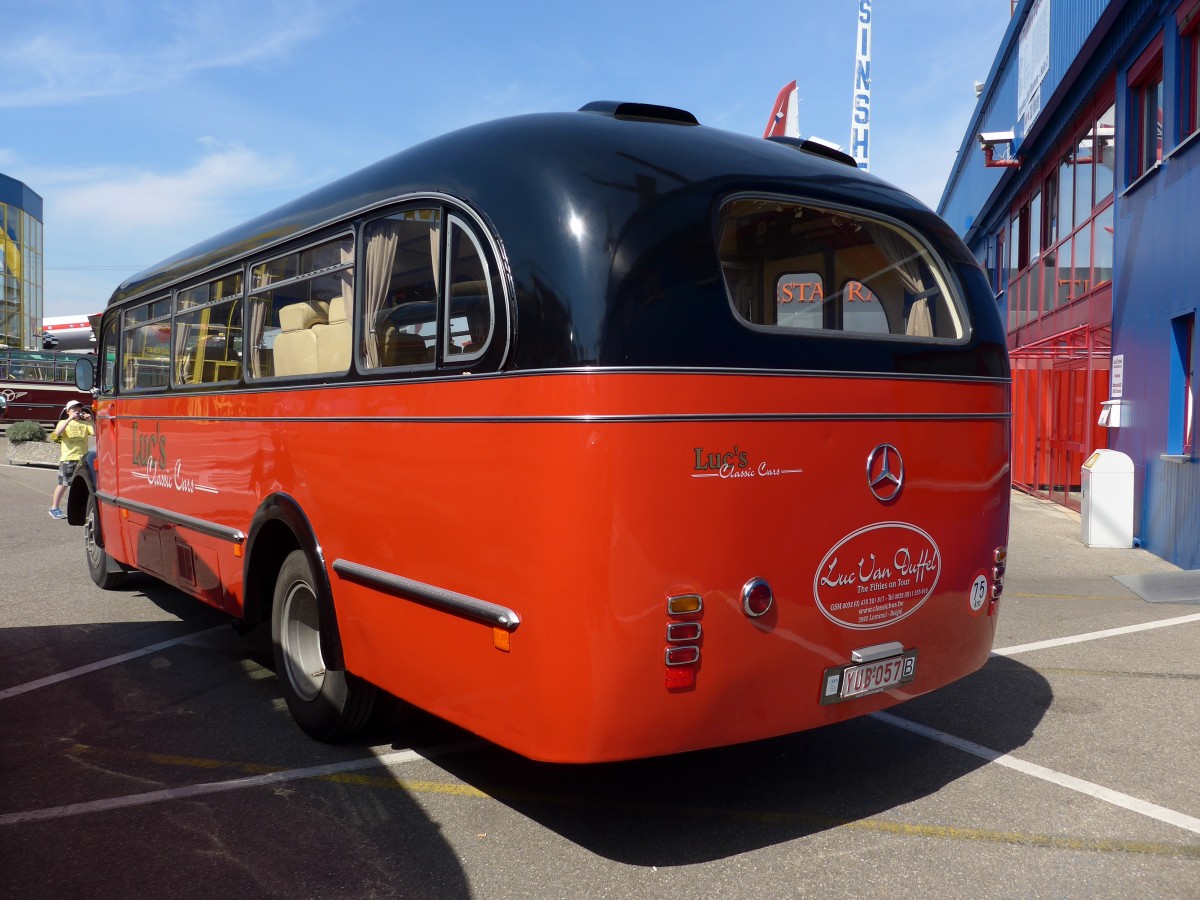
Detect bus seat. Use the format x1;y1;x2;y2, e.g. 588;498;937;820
273;302;327;376
382;327;433;367
314;296;351;372
278;301;328;332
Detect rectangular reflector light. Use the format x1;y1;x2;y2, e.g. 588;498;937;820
666;622;702;642
665;645;700;666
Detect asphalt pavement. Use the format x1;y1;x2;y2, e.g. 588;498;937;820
1;442;1197;899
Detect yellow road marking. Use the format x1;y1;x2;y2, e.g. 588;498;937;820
1024;666;1199;681
1008;592;1135;600
0;465;54;496
62;744;1199;859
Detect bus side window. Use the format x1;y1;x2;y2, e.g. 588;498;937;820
175;298;244;385
175;272;245;386
248;236;353;379
99;316;118;395
443;217;494;360
361;209;440;370
121;297;172;391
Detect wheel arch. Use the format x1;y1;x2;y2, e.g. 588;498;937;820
65;451;97;527
243;493;345;670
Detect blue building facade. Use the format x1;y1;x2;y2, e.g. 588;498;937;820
940;0;1198;569
0;173;45;351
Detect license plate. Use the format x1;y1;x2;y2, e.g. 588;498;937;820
820;650;917;705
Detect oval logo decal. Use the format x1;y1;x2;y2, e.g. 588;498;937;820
813;522;941;630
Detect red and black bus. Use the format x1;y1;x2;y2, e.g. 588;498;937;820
70;102;1011;762
1;348;91;425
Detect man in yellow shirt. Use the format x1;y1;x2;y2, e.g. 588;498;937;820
49;400;93;519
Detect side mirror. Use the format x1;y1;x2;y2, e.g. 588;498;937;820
75;355;96;392
0;394;7;415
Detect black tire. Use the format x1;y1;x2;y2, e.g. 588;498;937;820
271;549;375;741
85;491;125;590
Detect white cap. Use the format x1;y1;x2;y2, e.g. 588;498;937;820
65;400;81;410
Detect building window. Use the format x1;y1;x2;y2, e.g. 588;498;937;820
1094;103;1117;199
1180;0;1200;139
1028;190;1042;265
1043;168;1059;246
1170;313;1196;456
1008;214;1021;331
1094;204;1114;285
1002;94;1116;336
1056;154;1073;235
1128;34;1164;182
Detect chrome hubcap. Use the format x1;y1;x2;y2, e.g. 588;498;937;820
281;581;325;701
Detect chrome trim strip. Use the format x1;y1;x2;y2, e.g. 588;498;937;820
102;364;1013;389
851;641;905;664
95;491;245;543
101;411;1011;425
332;559;521;632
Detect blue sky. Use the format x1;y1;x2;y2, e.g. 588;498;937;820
2;0;1009;318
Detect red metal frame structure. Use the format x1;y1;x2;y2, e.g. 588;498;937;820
1009;325;1110;509
1003;87;1116;511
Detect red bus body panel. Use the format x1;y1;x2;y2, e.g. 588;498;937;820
93;370;1008;761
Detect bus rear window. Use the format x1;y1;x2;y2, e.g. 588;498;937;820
718;198;966;341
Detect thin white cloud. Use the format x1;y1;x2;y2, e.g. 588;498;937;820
0;0;348;108
52;145;297;233
38;142;301;313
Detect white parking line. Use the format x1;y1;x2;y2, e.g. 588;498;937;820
874;611;1200;836
873;712;1200;836
993;612;1200;657
0;743;478;826
0;625;228;701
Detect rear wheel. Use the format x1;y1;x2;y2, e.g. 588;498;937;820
271;549;375;741
85;491;124;590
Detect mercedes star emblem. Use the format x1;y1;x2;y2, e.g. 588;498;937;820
866;443;904;502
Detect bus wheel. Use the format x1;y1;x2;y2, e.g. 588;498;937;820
85;491;124;590
271;549;375;741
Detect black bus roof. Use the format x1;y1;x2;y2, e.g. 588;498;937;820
109;103;1007;378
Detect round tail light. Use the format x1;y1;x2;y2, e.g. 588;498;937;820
742;578;774;618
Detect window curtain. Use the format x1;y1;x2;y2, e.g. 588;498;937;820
362;222;401;367
860;221;936;337
248;294;269;377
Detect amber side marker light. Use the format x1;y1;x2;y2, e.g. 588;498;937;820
668;594;702;615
